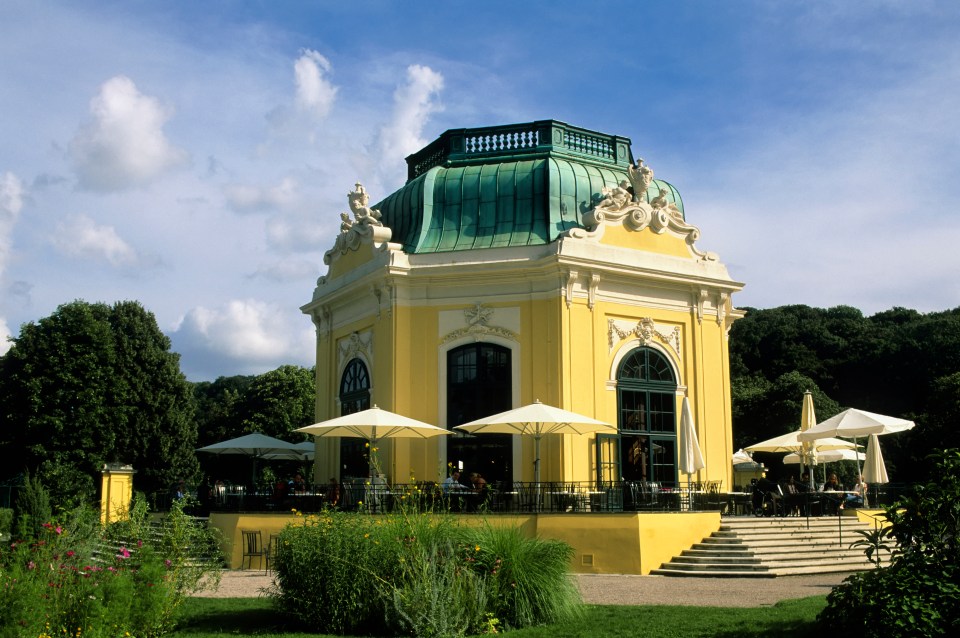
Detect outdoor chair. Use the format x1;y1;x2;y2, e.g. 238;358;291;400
240;529;269;572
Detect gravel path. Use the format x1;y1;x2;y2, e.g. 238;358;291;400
194;570;853;607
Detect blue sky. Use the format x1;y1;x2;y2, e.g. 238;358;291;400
2;1;959;380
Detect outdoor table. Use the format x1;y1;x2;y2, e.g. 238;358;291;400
547;491;578;512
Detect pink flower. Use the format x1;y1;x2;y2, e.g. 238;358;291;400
117;547;131;559
65;550;75;558
27;561;36;570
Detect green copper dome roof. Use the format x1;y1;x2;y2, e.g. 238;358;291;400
375;120;683;254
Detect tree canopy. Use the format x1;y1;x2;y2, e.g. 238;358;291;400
730;304;960;482
0;300;198;508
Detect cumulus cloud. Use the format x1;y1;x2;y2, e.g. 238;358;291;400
294;49;337;117
1;172;24;272
248;258;319;283
69;75;189;191
51;213;139;267
266;49;338;140
223;177;299;213
0;172;25;353
170;299;315;379
375;65;444;179
265;213;332;252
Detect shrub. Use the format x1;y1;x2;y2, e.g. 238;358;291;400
271;509;580;637
0;508;12;538
0;494;222;637
818;448;960;636
13;470;51;541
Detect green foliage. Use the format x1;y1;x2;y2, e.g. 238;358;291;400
0;301;199;507
0;497;221;638
0;507;12;537
13;471;51;541
271;510;580;637
730;304;960;482
849;526;894;569
818;449;960;636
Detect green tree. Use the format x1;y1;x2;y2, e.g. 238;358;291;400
193;375;254;448
0;301;198;508
235;364;316;440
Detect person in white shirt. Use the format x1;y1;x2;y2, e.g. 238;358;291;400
442;470;467;492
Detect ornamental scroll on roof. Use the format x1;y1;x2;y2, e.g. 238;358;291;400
566;159;717;261
323;182;394;265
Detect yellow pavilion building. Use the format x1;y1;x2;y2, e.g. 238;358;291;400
301;120;743;494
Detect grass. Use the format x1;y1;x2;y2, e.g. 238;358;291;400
171;596;827;637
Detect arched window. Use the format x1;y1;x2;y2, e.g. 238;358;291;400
339;359;370;478
446;343;512;484
616;348;678;486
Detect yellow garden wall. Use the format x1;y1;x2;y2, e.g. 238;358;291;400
210;511;721;575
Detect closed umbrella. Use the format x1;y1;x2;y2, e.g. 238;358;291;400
296;405;450;478
800;391;817;490
679;397;705;475
861;434;889;484
455;400;615;486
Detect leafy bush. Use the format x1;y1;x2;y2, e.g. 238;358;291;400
13;470;52;541
271;510;581;637
818;448;960;636
0;495;222;637
0;508;12;537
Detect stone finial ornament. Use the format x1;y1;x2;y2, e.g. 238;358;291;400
324;182;393;265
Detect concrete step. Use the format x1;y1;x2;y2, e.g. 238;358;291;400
656;516;880;578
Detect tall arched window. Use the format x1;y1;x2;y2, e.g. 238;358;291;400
616;347;678;486
447;343;512;484
339;358;370;478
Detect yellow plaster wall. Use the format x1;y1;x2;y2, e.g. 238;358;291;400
599;224;694;258
210;511;720;574
326;244;377;280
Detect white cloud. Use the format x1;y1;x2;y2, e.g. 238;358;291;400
69;75;189;191
0;171;25;272
265;213;331;252
248;258;319;283
223;177;299;214
375;65;444;178
171;299;314;379
294;49;337;117
51;213;139;267
0;317;11;356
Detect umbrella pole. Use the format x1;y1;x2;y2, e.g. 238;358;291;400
534;434;541;512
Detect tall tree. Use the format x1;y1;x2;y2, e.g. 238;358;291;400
235;365;316;440
0;301;198;508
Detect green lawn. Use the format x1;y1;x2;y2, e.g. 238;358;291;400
172;596;826;638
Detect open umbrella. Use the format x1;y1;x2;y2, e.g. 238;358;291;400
261;441;315;461
197;432;305;483
783;448;865;465
296;405;450;478
679;397;705;475
797;408;914;478
745;430;858;455
454;400;616;485
732;449;754;465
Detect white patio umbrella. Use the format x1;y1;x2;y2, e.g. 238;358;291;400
261;440;315;461
745;430;859;455
454;400;615;485
679;397;706;475
732;449;754;465
861;434;889;484
800;391;817;490
296;405;450;478
197;432;305;483
783;448;865;465
797;408;914;478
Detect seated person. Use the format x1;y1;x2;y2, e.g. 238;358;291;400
325;478;340;507
470;472;488;493
289;473;307;493
846;474;867;508
820;473;842;514
442;470;468;492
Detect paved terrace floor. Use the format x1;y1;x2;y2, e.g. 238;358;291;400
196;570;853;607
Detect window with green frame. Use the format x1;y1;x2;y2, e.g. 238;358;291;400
616;347;678;486
339;358;371;479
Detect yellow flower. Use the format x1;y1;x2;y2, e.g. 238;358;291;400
475;545;480;552
364;533;370;538
365;442;370;448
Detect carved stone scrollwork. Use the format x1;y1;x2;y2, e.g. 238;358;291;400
588;273;600;310
564;159;718;261
608;317;682;361
440;303;520;345
337;331;372;369
323;182;394;265
564;270;579;308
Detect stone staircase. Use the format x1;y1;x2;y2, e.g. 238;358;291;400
652;516;884;577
